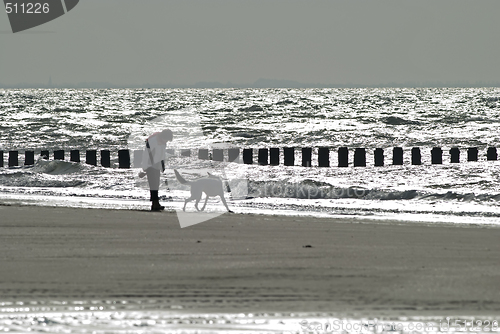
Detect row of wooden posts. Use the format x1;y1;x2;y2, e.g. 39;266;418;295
1;147;499;168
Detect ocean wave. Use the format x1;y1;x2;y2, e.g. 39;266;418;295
245;180;500;203
233;132;255;138
31;159;87;175
52;107;86;113
247;182;415;200
480;97;500;102
381;116;420;126
420;191;500;202
238;105;264;112
0;174;86;188
0;160;93;188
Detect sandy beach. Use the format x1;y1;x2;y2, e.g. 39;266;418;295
0;205;499;319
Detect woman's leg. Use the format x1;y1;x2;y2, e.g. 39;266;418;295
146;167;161;191
146;168;163;211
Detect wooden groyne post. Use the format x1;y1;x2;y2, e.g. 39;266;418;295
487;147;497;161
431;147;442;164
25;151;35;165
71;150;80;163
318;147;329;167
8;151;18;167
243;148;253;164
100;150;111;168
258;148;269;165
393;147;403;165
338;147;348;167
228;148;240;163
198;149;209;160
354;148;366;167
213;149;224;162
118;149;130;169
270;148;279;166
54;150;64;160
468;147;478;162
411;147;421;165
86;150;97;166
284;147;294;166
374;148;384;166
302;148;312;167
450;147;460;163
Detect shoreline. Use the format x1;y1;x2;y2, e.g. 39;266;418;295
1;196;500;229
0;205;499;318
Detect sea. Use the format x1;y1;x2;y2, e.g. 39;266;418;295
1;87;500;333
2;88;500;225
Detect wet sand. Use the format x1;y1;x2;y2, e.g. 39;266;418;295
0;205;499;318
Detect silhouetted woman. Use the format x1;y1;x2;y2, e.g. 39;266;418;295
140;129;173;211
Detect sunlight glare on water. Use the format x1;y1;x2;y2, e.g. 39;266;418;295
1;88;500;224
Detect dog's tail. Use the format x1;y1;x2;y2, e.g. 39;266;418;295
174;169;191;185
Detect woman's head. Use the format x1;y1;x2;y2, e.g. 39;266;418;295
160;129;173;142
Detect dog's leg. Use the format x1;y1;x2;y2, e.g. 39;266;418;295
220;195;234;213
195;197;202;211
183;196;195;212
200;194;209;211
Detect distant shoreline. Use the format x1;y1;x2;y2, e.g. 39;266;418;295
2;79;500;90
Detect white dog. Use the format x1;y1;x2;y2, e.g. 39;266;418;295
174;169;233;213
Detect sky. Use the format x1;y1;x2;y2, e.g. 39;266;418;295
1;0;500;87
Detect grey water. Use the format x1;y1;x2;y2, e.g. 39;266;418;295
1;88;500;225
